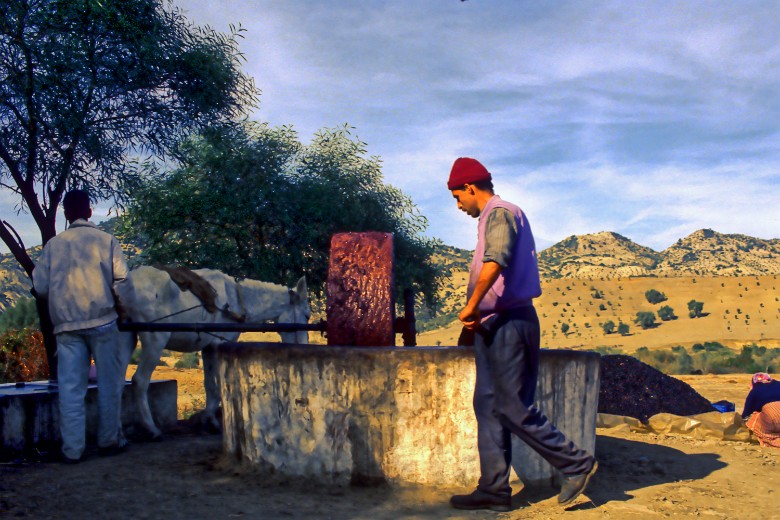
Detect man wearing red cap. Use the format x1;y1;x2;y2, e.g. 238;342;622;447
447;158;597;511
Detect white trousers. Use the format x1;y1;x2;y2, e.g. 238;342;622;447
56;323;128;459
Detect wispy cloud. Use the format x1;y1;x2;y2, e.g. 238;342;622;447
4;0;779;256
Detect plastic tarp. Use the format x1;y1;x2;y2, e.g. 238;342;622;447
597;412;753;442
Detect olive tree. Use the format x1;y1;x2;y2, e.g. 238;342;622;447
0;0;258;376
121;123;443;310
634;311;657;329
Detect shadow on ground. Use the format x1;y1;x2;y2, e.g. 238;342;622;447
512;433;727;512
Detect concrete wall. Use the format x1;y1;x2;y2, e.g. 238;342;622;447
0;379;177;460
217;343;600;488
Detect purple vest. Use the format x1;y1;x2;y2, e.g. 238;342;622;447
469;195;542;320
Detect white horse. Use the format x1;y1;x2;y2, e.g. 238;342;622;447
123;266;310;438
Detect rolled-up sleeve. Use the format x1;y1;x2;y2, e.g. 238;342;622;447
483;208;518;268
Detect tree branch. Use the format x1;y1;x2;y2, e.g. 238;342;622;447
0;220;34;277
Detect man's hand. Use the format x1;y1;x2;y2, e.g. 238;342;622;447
459;261;502;331
459;305;481;330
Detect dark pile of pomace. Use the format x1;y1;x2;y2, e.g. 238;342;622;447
598;354;715;423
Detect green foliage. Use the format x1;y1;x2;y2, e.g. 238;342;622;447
0;0;257;254
561;323;570;335
644;289;667;304
634;345;694;375
590;346;623;355
0;298;40;333
128;347;168;367
634;311;656;329
0;329;49;383
617;322;630;335
657;305;677;321
0;0;259;372
688;299;705;318
121;124;443;307
692;342;727;352
175;352;200;369
602;320;615;334
632;343;780;375
417;310;460;332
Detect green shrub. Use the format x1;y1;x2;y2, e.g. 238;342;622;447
0;298;40;333
590;346;623;355
645;289;667;304
617;322;630;335
634;311;656;329
634;343;780;375
658;305;677;321
175;352;200;369
688;300;704;318
129;347;170;367
602;320;615;334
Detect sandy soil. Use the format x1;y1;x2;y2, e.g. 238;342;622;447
2;370;778;520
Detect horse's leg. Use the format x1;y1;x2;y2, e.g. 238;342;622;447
200;344;221;433
131;331;169;440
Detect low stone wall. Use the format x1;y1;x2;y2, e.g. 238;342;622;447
217;343;600;488
0;379;177;460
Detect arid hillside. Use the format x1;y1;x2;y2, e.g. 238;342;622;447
538;228;780;279
419;274;780;351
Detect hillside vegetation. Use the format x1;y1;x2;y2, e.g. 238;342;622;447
2;227;779;354
419;229;780;351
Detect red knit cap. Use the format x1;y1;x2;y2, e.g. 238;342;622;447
447;157;491;190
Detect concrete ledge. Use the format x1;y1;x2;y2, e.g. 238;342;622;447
0;379;177;460
217;343;599;487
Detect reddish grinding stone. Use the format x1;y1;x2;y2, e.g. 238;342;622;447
326;232;395;346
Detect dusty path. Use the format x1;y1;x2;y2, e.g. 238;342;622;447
2;369;778;519
1;425;778;519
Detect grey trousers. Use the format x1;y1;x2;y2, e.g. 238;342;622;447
57;323;126;459
473;306;593;497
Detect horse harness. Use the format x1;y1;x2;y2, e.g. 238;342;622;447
150;266;248;338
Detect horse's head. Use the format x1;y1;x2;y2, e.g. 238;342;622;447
278;276;311;344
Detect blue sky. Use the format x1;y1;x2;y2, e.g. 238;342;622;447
3;0;779;253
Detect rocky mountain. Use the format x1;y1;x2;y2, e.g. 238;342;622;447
537;231;661;279
655;229;780;276
535;229;780;279
0;253;33;312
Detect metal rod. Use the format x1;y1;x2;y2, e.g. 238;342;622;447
118;320;327;334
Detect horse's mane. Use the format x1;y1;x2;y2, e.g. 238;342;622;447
195;269;288;292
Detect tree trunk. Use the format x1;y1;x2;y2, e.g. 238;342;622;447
32;291;58;381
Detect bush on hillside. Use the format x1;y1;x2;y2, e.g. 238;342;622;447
688;300;705;318
602;320;615;334
634;311;657;329
658;305;677;321
645;289;667;304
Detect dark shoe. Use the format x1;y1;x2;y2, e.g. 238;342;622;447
558;460;598;505
450;489;511;512
60;453;82;465
98;443;126;457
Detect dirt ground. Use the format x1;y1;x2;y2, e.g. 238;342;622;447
2;370;779;520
